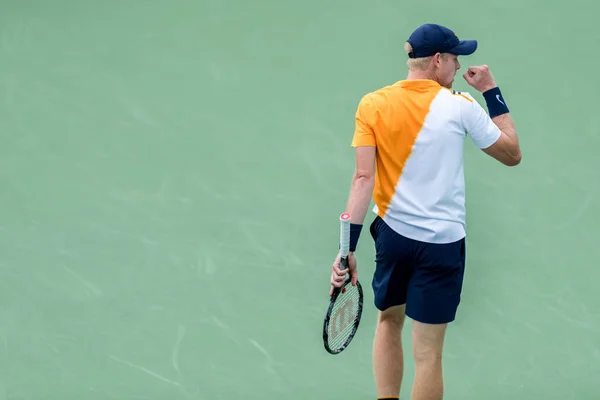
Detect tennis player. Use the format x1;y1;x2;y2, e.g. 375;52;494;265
329;23;521;399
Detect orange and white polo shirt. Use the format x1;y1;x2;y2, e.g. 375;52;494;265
351;79;501;244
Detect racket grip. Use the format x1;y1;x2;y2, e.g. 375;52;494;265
339;213;351;261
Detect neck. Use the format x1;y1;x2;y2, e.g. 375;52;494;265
406;69;437;83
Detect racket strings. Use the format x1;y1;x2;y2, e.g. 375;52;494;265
326;283;361;350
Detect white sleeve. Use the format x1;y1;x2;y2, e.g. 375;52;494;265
461;92;502;149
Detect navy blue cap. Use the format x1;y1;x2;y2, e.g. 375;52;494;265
406;24;477;58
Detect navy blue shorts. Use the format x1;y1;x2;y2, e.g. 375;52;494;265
369;216;466;324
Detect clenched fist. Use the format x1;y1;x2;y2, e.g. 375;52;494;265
463;65;497;93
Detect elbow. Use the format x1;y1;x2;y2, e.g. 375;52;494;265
354;171;375;182
353;165;375;181
353;171;375;189
505;152;522;166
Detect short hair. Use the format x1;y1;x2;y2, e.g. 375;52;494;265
404;42;447;70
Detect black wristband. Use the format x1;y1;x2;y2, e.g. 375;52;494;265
349;223;362;252
482;87;509;118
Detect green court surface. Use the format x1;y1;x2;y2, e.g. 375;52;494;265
1;0;599;399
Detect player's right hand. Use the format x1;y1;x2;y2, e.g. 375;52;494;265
329;252;358;296
462;65;497;93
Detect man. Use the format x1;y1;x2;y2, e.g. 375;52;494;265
329;24;522;400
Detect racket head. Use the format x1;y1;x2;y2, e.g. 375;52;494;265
322;260;364;355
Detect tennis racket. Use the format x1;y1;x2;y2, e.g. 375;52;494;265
322;212;364;355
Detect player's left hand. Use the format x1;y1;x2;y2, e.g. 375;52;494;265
329;252;358;296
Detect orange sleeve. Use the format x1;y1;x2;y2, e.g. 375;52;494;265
351;95;376;147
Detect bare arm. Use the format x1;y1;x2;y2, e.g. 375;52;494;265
330;97;377;293
329;146;375;293
482;112;522;166
344;146;376;225
463;65;522;166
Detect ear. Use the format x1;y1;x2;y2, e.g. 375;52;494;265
432;52;442;67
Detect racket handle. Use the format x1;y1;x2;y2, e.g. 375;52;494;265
339;213;351;269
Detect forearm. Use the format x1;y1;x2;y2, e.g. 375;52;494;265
492;113;520;156
482;86;522;161
343;145;376;252
345;174;375;225
343;173;375;253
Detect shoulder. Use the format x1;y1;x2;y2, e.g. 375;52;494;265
355;87;387;117
361;81;400;101
359;86;388;104
355;85;396;116
440;87;476;103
